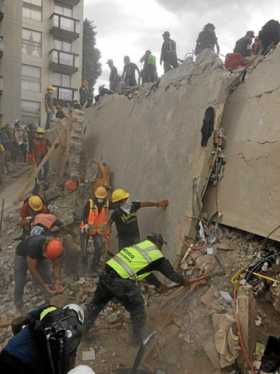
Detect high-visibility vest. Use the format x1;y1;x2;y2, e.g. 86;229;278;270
148;54;156;65
87;199;109;236
107;240;164;281
32;213;57;230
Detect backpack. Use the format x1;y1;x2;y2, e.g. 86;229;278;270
31;308;83;374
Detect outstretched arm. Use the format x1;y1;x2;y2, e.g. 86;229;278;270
140;200;169;209
216;40;220;56
157;257;185;285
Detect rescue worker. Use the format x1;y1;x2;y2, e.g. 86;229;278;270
85;234;186;344
234;31;255;57
0;304;84;374
140;50;158;83
160;31;178;73
80;186;110;272
79;80;89;107
45;85;56;130
107;59;120;92
259;19;280;55
30;213;63;237
14;236;64;313
122;56;141;88
110;188;169;248
20;194;49;235
31;127;51;183
195;23;220;56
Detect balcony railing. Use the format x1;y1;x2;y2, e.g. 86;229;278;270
53;85;77;103
0;0;4;21
49;49;79;75
54;0;81;6
50;13;80;42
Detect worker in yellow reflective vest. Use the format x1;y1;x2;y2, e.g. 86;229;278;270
85;233;186;345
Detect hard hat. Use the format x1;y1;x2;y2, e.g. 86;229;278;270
94;186;108;199
45;239;64;261
47;85;55;91
67;366;95;374
246;30;255;38
147;233;167;247
28;195;44;212
65;179;78;193
63;304;85;325
36;127;46;135
112;188;130;203
162;31;170;37
204;23;215;31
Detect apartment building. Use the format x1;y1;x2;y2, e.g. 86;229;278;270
0;0;84;126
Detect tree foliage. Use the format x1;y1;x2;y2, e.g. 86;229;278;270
82;19;102;89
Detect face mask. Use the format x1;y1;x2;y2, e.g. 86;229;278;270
96;198;105;205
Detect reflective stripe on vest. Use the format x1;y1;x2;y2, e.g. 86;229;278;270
87;199;109;235
107;240;163;281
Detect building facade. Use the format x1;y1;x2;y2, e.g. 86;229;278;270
0;0;84;126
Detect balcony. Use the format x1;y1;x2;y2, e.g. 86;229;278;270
54;0;81;6
50;13;80;42
0;0;4;22
49;49;79;75
53;85;77;104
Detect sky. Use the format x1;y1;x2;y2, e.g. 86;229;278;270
84;0;280;88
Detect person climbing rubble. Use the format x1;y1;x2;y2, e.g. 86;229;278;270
140;50;158;83
20;194;49;236
85;233;187;345
30;128;51;185
30;213;63;237
234;31;255;57
195;23;220;56
110;188;169;248
14;236;64;313
107;59;120;92
0;304;84;374
160;31;178;73
122;56;141;88
45;85;56;130
258;19;280;55
80;186;110;272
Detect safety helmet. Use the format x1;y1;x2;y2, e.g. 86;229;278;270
36;127;46;135
204;23;215;31
94;186;108;199
147;233;167;247
45;239;64;261
163;31;170;37
246;30;255;38
47;85;55;91
63;304;85;325
112;188;130;203
67;366;96;374
28;195;44;212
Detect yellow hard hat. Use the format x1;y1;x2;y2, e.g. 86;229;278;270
47;85;55;91
28;195;44;212
112;188;130;203
36;127;46;135
94;186;108;199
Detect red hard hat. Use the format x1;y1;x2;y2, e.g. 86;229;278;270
45;239;64;261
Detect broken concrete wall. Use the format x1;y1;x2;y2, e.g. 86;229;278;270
206;46;280;241
85;51;234;262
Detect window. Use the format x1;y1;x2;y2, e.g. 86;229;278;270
59;88;73;101
23;0;42;22
21;65;41;94
54;5;73;17
22;29;42;58
52;73;71;87
21;100;41;114
54;39;72;52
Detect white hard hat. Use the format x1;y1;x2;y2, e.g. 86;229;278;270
63;304;85;325
67;365;95;374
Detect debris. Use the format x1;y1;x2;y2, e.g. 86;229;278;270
82;349;96;362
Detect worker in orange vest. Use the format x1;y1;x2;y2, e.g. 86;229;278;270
80;186;110;272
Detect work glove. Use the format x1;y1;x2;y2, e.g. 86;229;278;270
158;200;169;209
81;224;89;234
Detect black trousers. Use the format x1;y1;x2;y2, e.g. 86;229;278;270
260;336;280;372
86;269;146;342
118;235;140;250
0;350;37;374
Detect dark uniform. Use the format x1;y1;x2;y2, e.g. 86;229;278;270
86;239;185;343
110;201;141;248
234;36;252;57
123;62;139;87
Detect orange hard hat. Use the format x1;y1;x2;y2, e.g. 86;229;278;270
45;239;64;261
65;179;78;193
